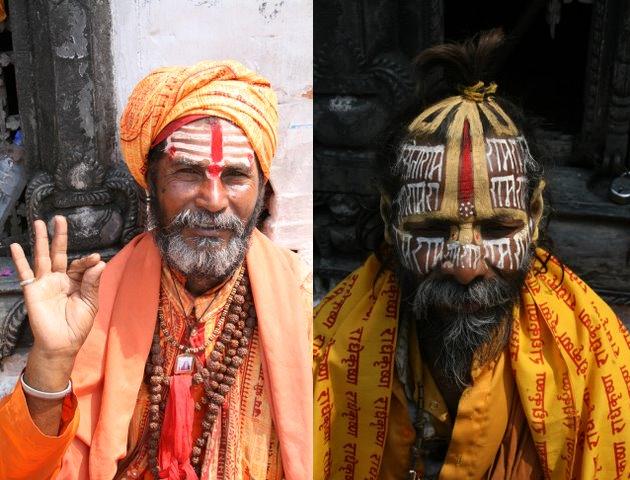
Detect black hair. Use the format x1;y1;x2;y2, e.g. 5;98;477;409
146;140;167;198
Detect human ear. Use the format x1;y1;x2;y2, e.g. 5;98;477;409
528;180;545;242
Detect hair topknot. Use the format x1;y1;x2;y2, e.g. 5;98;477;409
414;29;507;104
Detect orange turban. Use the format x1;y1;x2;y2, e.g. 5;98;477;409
119;60;278;189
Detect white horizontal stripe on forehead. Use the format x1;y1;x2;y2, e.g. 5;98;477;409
168;138;251;151
172;143;254;156
177;122;244;135
168;131;250;145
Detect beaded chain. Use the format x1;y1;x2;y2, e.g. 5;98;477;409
144;266;256;477
159;267;245;355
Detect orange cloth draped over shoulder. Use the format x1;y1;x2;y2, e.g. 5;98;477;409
119;60;278;189
0;230;312;480
314;250;630;480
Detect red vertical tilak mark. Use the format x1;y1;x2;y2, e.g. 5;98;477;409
458;119;475;216
207;119;224;177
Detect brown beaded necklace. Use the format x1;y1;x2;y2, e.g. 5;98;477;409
145;265;256;477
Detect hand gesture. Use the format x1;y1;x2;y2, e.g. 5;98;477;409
10;216;106;360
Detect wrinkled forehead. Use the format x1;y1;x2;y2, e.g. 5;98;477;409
393;132;531;220
167;117;251;149
165;117;255;167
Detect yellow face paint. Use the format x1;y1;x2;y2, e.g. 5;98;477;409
392;134;534;276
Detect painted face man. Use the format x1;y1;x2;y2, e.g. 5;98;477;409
384;91;545;388
314;32;630;480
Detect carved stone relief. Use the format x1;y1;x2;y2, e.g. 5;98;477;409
0;0;142;363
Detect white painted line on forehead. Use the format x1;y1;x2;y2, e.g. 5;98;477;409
174;143;253;157
396;144;445;181
168;136;251;150
178;122;244;134
169;131;250;143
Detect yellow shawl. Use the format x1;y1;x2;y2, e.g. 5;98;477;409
314;250;630;479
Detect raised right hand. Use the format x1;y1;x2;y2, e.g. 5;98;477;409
10;216;106;362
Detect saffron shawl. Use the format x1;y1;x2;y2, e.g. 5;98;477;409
313;250;630;479
0;230;311;480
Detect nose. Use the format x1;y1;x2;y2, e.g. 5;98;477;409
196;176;228;212
441;251;488;284
441;223;488;285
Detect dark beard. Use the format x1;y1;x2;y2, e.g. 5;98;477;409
153;194;264;284
400;250;532;389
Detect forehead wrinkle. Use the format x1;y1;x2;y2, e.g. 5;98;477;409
168;130;252;148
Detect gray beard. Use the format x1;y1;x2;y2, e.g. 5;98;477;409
402;247;533;389
152;199;263;284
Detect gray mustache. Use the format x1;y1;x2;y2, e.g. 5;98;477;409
165;209;244;235
414;276;515;311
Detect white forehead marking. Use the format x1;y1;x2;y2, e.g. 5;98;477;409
392;143;446;224
165;118;254;173
395;143;445;181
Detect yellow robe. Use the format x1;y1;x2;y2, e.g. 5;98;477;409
314;250;630;479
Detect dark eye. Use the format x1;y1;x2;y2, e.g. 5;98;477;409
223;167;250;180
175;166;199;175
479;220;523;239
404;221;451;238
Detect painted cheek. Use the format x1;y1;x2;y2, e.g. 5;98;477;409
443;243;483;271
482;227;530;271
393;227;445;275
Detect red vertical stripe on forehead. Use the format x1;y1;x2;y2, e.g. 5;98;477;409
207;119;224;177
210;120;223;163
458;119;474;204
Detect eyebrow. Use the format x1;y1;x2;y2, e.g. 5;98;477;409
222;163;253;174
480;215;525;223
170;156;208;167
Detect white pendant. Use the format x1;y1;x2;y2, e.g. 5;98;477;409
174;354;194;374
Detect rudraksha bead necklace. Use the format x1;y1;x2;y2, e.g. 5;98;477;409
145;266;256;477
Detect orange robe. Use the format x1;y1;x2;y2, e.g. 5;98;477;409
0;229;312;480
115;264;283;479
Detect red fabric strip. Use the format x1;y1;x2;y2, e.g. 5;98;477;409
158;374;199;480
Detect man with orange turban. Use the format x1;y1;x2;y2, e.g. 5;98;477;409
0;60;312;480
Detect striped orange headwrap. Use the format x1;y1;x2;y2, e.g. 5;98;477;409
119;60;278;189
